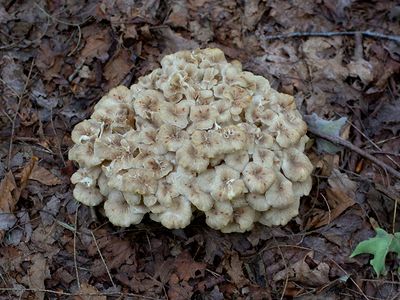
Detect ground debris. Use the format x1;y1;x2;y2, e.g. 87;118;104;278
0;0;399;299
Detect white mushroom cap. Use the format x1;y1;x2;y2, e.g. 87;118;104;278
159;100;190;128
224;150;249;172
281;148;313;182
246;193;270;211
220;206;257;233
123;192;141;205
104;190;148;227
258;197;300;226
70;167;101;188
219;125;247;154
263;173;295;209
156;196;192;229
191;130;222;158
252;147;275;168
108;169;158;195
211;164;246;201
156;178;179;207
176;143;209;173
73;183;103;206
205;201;233;230
108;85;133;104
156;124;189;152
178;179;213;212
189;104;218;130
195;169;215;193
97;172;110;196
68;143;102;168
292;176;313;198
243;162;276;194
210;100;232;124
133;89;164;121
137;127;167;155
71;119;102;144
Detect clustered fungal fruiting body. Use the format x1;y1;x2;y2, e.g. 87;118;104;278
69;48;313;232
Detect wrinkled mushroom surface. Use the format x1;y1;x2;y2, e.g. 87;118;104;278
69;48;313;232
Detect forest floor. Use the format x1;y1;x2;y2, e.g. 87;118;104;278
1;0;400;299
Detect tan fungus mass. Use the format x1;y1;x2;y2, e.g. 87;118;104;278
69;48;313;231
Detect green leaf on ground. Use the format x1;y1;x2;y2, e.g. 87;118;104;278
350;228;400;276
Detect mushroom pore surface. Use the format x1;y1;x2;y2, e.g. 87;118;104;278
68;48;313;233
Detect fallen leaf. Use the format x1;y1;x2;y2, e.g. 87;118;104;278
305;188;355;229
304;113;347;153
302;37;349;82
166;0;189;27
224;252;249;288
0;172;18;241
40;196;61;226
347;58;374;84
158;27;199;53
273;252;330;286
104;49;134;90
351;228;400;277
243;0;267;30
328;169;357;198
74;282;107;300
29;164;63;186
80;27;111;62
174;251;206;281
27;254;50;300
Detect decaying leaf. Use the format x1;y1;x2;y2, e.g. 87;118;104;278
104;49;134;90
29;164;63;186
74;282;107;300
0;157;37;240
304;113;347;153
27;254;51;300
223;252;249;288
273;252;330;286
305;169;356;228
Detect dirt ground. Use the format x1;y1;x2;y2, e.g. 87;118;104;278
1;0;400;299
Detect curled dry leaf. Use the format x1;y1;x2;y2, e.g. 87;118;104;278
0;157;37;241
29;164;63;186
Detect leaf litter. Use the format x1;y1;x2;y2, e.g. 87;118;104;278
0;0;399;299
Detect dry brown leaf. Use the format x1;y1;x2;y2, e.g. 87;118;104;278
29;164;63;186
74;282;106;300
0;172;18;241
104;49;134;90
0;157;37;240
27;254;50;300
302;37;349;82
0;171;18;213
243;0;267;30
174;251;206;281
80;28;111;61
306;188;355;229
224;252;249;288
273;253;330;287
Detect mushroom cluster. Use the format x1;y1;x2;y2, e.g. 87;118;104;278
69;48;313;232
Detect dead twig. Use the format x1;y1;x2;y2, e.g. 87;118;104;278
90;230;117;289
0;287;159;299
73;205;81;290
33;2;86;56
6;59;35;170
261;31;400;43
308;128;400;180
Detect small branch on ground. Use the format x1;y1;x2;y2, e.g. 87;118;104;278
308;128;400;180
6;59;35;170
262;31;400;43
